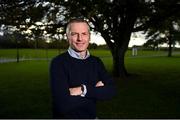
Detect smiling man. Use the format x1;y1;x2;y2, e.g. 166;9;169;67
50;18;116;119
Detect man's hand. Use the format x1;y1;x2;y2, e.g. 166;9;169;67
69;86;82;96
69;81;104;96
95;81;104;87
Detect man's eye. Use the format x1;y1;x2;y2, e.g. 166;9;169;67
82;33;88;35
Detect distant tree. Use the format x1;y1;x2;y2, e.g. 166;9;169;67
0;0;65;46
89;43;98;49
145;20;180;56
58;39;69;49
143;33;167;51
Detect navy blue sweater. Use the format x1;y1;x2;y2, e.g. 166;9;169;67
50;52;116;119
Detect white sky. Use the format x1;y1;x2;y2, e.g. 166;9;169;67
90;31;147;47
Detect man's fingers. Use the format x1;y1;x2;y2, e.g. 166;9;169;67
95;81;104;87
69;86;82;96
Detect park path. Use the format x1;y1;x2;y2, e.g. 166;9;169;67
0;58;50;63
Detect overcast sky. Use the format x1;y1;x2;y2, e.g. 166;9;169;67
90;31;147;47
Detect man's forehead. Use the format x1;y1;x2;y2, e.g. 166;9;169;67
70;23;89;31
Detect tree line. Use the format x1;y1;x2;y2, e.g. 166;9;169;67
0;32;99;49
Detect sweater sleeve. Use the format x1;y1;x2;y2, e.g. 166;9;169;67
85;57;116;100
50;57;87;114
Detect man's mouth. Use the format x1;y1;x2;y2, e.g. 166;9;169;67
76;43;84;47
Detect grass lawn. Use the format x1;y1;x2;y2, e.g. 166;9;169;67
0;49;61;59
97;55;180;118
0;49;180;118
0;61;52;118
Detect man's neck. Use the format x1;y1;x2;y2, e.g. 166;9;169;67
79;51;87;59
68;47;90;60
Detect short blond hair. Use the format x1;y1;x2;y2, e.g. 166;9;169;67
66;18;90;35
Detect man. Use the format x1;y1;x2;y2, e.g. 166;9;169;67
50;18;116;119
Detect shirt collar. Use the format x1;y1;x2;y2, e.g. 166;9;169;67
68;47;90;60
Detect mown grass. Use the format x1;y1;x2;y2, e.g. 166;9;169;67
0;49;180;118
0;61;52;118
0;49;61;59
97;55;180;118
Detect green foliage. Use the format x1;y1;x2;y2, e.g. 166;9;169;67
144;0;180;51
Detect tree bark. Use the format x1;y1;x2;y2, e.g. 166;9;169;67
168;30;173;57
168;38;172;57
112;45;128;78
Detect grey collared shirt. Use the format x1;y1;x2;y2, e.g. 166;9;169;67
67;47;90;60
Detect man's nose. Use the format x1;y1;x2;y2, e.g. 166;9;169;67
77;34;82;41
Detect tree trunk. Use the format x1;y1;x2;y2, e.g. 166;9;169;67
168;32;173;57
107;25;136;78
168;40;172;57
112;45;128;78
110;31;131;78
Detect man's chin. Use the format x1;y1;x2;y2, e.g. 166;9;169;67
72;47;85;52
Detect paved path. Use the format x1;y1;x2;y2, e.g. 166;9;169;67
0;58;50;63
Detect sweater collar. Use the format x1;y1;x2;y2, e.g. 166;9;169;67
67;47;90;60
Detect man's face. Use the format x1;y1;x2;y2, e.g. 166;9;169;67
67;22;90;53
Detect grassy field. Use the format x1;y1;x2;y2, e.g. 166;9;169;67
0;49;180;118
98;56;180;118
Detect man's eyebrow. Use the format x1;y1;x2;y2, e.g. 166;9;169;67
70;32;78;34
82;32;89;34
